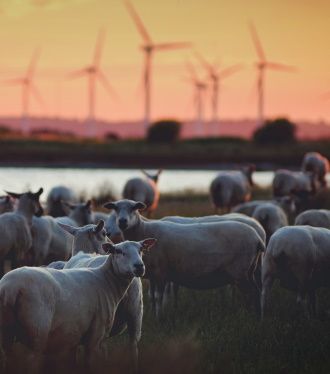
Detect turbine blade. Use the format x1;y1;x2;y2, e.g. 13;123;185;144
0;78;24;86
220;64;244;79
97;70;118;100
154;42;191;51
193;51;214;75
185;61;198;81
266;61;296;72
31;84;46;110
27;48;41;79
66;68;88;80
93;28;106;68
124;0;152;44
248;21;266;62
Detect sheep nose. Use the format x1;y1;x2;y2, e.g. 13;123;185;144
118;218;128;230
134;263;145;277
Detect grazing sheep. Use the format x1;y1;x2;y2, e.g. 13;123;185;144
0;188;43;276
0;238;155;373
272;169;318;201
46;185;77;217
232;196;296;217
104;199;265;318
0;196;14;214
252;203;288;244
49;220;145;368
123;169;162;217
302;152;329;187
261;225;330;318
294;209;330;229
56;200;92;227
210;165;255;213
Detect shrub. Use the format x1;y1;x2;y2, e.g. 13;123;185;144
253;118;296;145
147;119;181;143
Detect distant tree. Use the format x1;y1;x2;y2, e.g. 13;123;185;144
253;118;297;144
147;119;182;143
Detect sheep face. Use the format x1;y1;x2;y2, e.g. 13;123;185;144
62;200;92;225
103;238;156;278
104;200;146;231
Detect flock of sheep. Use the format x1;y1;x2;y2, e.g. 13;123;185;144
0;151;329;373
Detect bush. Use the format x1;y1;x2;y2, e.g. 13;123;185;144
253;118;296;145
147;119;181;143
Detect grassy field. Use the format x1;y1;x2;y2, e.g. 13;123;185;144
95;188;330;374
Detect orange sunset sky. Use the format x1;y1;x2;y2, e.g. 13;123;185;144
0;0;330;123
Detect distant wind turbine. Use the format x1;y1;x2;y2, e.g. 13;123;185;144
124;0;191;133
249;22;296;127
194;51;242;134
2;49;44;135
67;29;115;137
185;62;207;137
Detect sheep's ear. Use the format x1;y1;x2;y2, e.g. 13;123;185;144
140;238;157;253
35;188;44;197
133;202;146;211
157;169;163;176
102;243;123;255
57;222;78;236
94;220;105;234
4;191;22;199
103;202;117;211
85;200;92;209
4;196;10;203
61;201;75;212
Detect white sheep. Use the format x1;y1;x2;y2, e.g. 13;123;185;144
0;196;14;214
0;188;43;276
261;225;330;318
56;200;92;227
0;237;156;372
123;169;162;217
46;185;77;217
210;165;255;213
302;152;329;188
252;203;288;244
49;220;144;368
104;199;265;318
232;196;296;217
294;209;330;229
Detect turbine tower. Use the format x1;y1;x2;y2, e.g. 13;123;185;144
195;52;242;135
186;62;207;137
3;49;44;135
249;22;295;127
124;0;191;133
68;29;115;137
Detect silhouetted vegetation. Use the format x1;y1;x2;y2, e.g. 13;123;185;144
147;119;181;143
253;118;297;145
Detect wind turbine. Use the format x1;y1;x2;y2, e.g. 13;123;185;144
124;0;191;133
249;22;295;127
194;52;242;135
185;62;207;137
2;49;44;135
68;29;115;137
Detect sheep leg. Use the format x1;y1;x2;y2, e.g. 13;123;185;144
308;290;316;318
173;283;179;309
260;275;274;320
148;280;156;315
155;282;166;320
127;315;142;373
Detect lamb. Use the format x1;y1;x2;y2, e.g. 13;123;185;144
210;165;255;213
252;203;288;244
55;200;92;227
0;188;43;276
46;185;77;217
294;209;330;229
0;237;155;373
49;220;144;368
0;196;14;214
123;169;162;217
104;199;265;318
261;225;330;318
302;152;329;187
232;196;296;217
